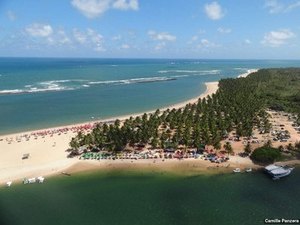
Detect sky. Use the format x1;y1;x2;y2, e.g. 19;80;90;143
0;0;300;59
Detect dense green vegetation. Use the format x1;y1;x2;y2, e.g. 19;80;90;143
250;146;281;164
246;68;300;113
70;68;300;154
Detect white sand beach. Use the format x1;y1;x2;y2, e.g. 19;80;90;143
0;82;219;184
0;71;259;184
237;69;258;78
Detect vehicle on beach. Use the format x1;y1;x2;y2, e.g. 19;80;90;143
265;164;294;180
61;172;71;176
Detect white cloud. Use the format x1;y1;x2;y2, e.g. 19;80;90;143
112;0;138;10
26;23;53;37
71;0;111;18
265;0;300;13
217;27;231;34
191;35;199;41
73;28;105;51
187;35;199;44
94;45;106;52
147;30;175;51
264;0;283;13
198;29;206;35
71;0;139;18
285;1;300;12
147;30;176;51
112;35;122;40
154;42;166;51
73;29;87;44
148;30;176;41
24;24;72;47
7;10;16;21
204;1;224;20
197;39;219;48
262;29;295;47
244;39;252;44
57;30;71;44
87;28;103;43
120;44;130;49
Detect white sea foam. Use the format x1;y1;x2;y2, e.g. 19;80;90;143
88;80;121;85
158;69;220;75
234;68;248;71
0;76;177;95
158;70;200;73
0;86;75;95
0;89;24;94
172;75;189;78
88;76;176;86
237;69;258;78
0;79;80;95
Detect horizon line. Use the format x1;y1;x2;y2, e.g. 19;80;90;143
0;56;300;61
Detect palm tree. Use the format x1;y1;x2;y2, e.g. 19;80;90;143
213;141;221;151
264;140;272;148
244;143;252;155
70;137;80;149
223;142;233;156
150;137;159;149
295;141;300;151
287;143;294;151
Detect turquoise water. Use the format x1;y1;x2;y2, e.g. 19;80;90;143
1;58;300;135
0;169;299;225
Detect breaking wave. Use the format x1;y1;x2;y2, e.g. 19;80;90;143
0;77;177;95
158;69;220;75
1;69;225;96
88;77;176;85
0;80;82;95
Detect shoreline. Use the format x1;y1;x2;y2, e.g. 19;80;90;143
0;70;258;184
237;69;258;78
0;69;258;138
0;82;218;139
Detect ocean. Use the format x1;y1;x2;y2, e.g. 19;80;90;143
1;58;300;225
0;58;300;135
0;169;299;225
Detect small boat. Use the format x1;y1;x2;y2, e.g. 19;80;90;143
23;177;36;184
37;176;45;183
6;181;12;187
61;172;71;176
28;178;36;183
246;168;252;173
22;153;30;160
265;164;294;180
233;168;241;173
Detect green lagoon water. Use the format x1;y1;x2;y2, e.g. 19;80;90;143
0;169;299;225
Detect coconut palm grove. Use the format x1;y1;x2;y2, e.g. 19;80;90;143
69;68;300;163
